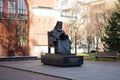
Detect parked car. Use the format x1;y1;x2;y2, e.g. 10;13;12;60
77;44;96;53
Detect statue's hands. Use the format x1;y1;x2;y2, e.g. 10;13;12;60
59;33;68;40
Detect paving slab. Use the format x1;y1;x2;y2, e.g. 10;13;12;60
0;60;120;80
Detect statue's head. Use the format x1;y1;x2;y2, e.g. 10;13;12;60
54;21;63;30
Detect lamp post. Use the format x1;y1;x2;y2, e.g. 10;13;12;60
87;35;92;53
74;27;78;55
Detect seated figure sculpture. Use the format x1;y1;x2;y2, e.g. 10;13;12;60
41;21;83;67
51;21;71;54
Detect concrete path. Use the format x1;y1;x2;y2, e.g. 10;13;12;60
0;66;67;80
0;60;120;80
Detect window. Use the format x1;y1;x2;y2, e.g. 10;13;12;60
18;21;28;47
0;0;28;47
18;0;27;14
61;0;68;9
0;0;3;12
0;0;28;19
8;0;16;13
0;0;3;18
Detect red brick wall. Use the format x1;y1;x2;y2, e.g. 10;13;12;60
27;0;57;55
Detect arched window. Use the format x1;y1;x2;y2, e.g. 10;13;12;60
0;0;28;47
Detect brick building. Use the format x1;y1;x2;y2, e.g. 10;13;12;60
0;0;117;57
0;0;70;57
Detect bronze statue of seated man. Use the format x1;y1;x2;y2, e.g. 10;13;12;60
50;21;71;55
41;21;84;67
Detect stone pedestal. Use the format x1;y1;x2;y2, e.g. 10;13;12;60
41;54;83;67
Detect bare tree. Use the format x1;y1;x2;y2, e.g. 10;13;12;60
88;1;113;52
61;0;114;53
61;1;88;47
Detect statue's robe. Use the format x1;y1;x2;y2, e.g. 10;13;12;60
51;29;71;54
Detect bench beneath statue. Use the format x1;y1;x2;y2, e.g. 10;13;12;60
41;54;83;67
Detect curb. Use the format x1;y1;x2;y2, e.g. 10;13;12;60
0;64;72;80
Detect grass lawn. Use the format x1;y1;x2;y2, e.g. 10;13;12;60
77;52;120;61
77;53;96;61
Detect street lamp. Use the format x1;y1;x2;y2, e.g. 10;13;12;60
87;35;92;53
74;27;78;55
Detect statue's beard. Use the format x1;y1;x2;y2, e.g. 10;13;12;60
57;28;62;32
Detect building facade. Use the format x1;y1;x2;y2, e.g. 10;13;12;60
0;0;117;57
0;0;69;57
0;0;29;56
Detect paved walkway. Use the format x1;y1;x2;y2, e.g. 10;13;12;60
0;60;120;80
0;66;67;80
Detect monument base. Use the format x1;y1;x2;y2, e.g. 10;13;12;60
41;54;83;67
